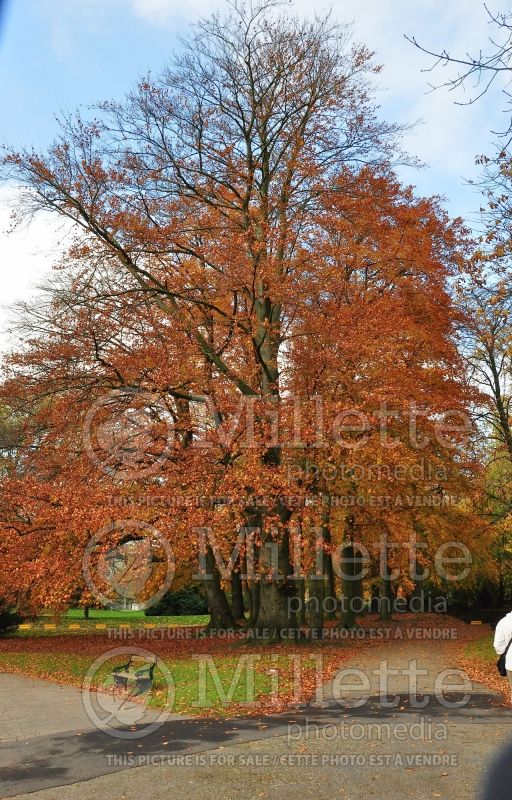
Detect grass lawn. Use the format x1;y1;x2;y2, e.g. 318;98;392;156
0;648;312;715
460;630;509;700
0;629;350;717
0;607;367;715
64;609;209;622
14;608;210;637
1;606;343;715
464;632;495;663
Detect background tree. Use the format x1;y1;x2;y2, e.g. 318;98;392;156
409;5;512;137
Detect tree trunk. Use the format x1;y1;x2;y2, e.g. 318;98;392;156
379;574;393;621
340;544;358;628
255;531;297;640
379;532;395;621
174;396;235;633
320;509;336;620
248;581;261;626
308;575;325;639
203;546;237;631
243;580;252;619
340;517;363;629
257;580;296;639
296;577;306;627
250;268;296;637
231;569;245;621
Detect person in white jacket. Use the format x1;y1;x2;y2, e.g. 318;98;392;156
494;610;512;703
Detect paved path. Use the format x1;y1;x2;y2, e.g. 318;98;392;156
0;673;90;741
2;639;512;799
9;726;512;800
321;639;498;705
0;673;164;742
4;708;512;800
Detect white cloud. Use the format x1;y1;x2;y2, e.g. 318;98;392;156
311;0;503;212
0;186;69;354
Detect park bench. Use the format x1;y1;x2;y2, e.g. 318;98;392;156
112;655;157;693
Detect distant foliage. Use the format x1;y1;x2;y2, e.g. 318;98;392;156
0;603;22;636
145;586;209;617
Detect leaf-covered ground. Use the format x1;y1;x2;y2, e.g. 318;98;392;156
458;630;511;701
0;613;497;717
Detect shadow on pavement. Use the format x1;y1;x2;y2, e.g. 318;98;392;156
1;692;511;797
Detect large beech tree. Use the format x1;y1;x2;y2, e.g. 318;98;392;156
0;1;481;634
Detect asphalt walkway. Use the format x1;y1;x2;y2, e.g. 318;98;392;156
2;640;512;799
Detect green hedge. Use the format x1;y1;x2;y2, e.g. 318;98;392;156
145;585;209;616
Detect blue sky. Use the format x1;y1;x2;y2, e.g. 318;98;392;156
0;0;507;347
